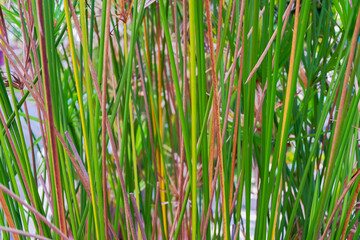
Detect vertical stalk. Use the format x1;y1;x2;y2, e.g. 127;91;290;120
156;6;168;237
79;0;101;238
189;0;197;239
35;0;67;238
101;0;112;239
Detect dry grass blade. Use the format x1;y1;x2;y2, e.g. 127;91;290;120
203;0;228;238
35;1;67;237
64;132;91;196
101;0;112;239
228;0;245;206
0;191;20;240
0;226;52;240
130;193;147;240
328;3;360;174
0;108;43;233
0;184;69;239
321;168;360;240
341;175;360;240
201;159;220;239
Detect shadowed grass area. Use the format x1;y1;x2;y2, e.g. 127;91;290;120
0;0;360;239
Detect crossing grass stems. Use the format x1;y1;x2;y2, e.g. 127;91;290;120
0;0;360;239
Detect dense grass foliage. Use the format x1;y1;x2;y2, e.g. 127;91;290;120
1;0;360;239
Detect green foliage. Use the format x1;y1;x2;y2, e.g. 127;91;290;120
0;0;360;239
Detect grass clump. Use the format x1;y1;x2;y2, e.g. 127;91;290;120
0;0;360;239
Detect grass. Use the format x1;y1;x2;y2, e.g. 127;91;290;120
1;0;360;239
